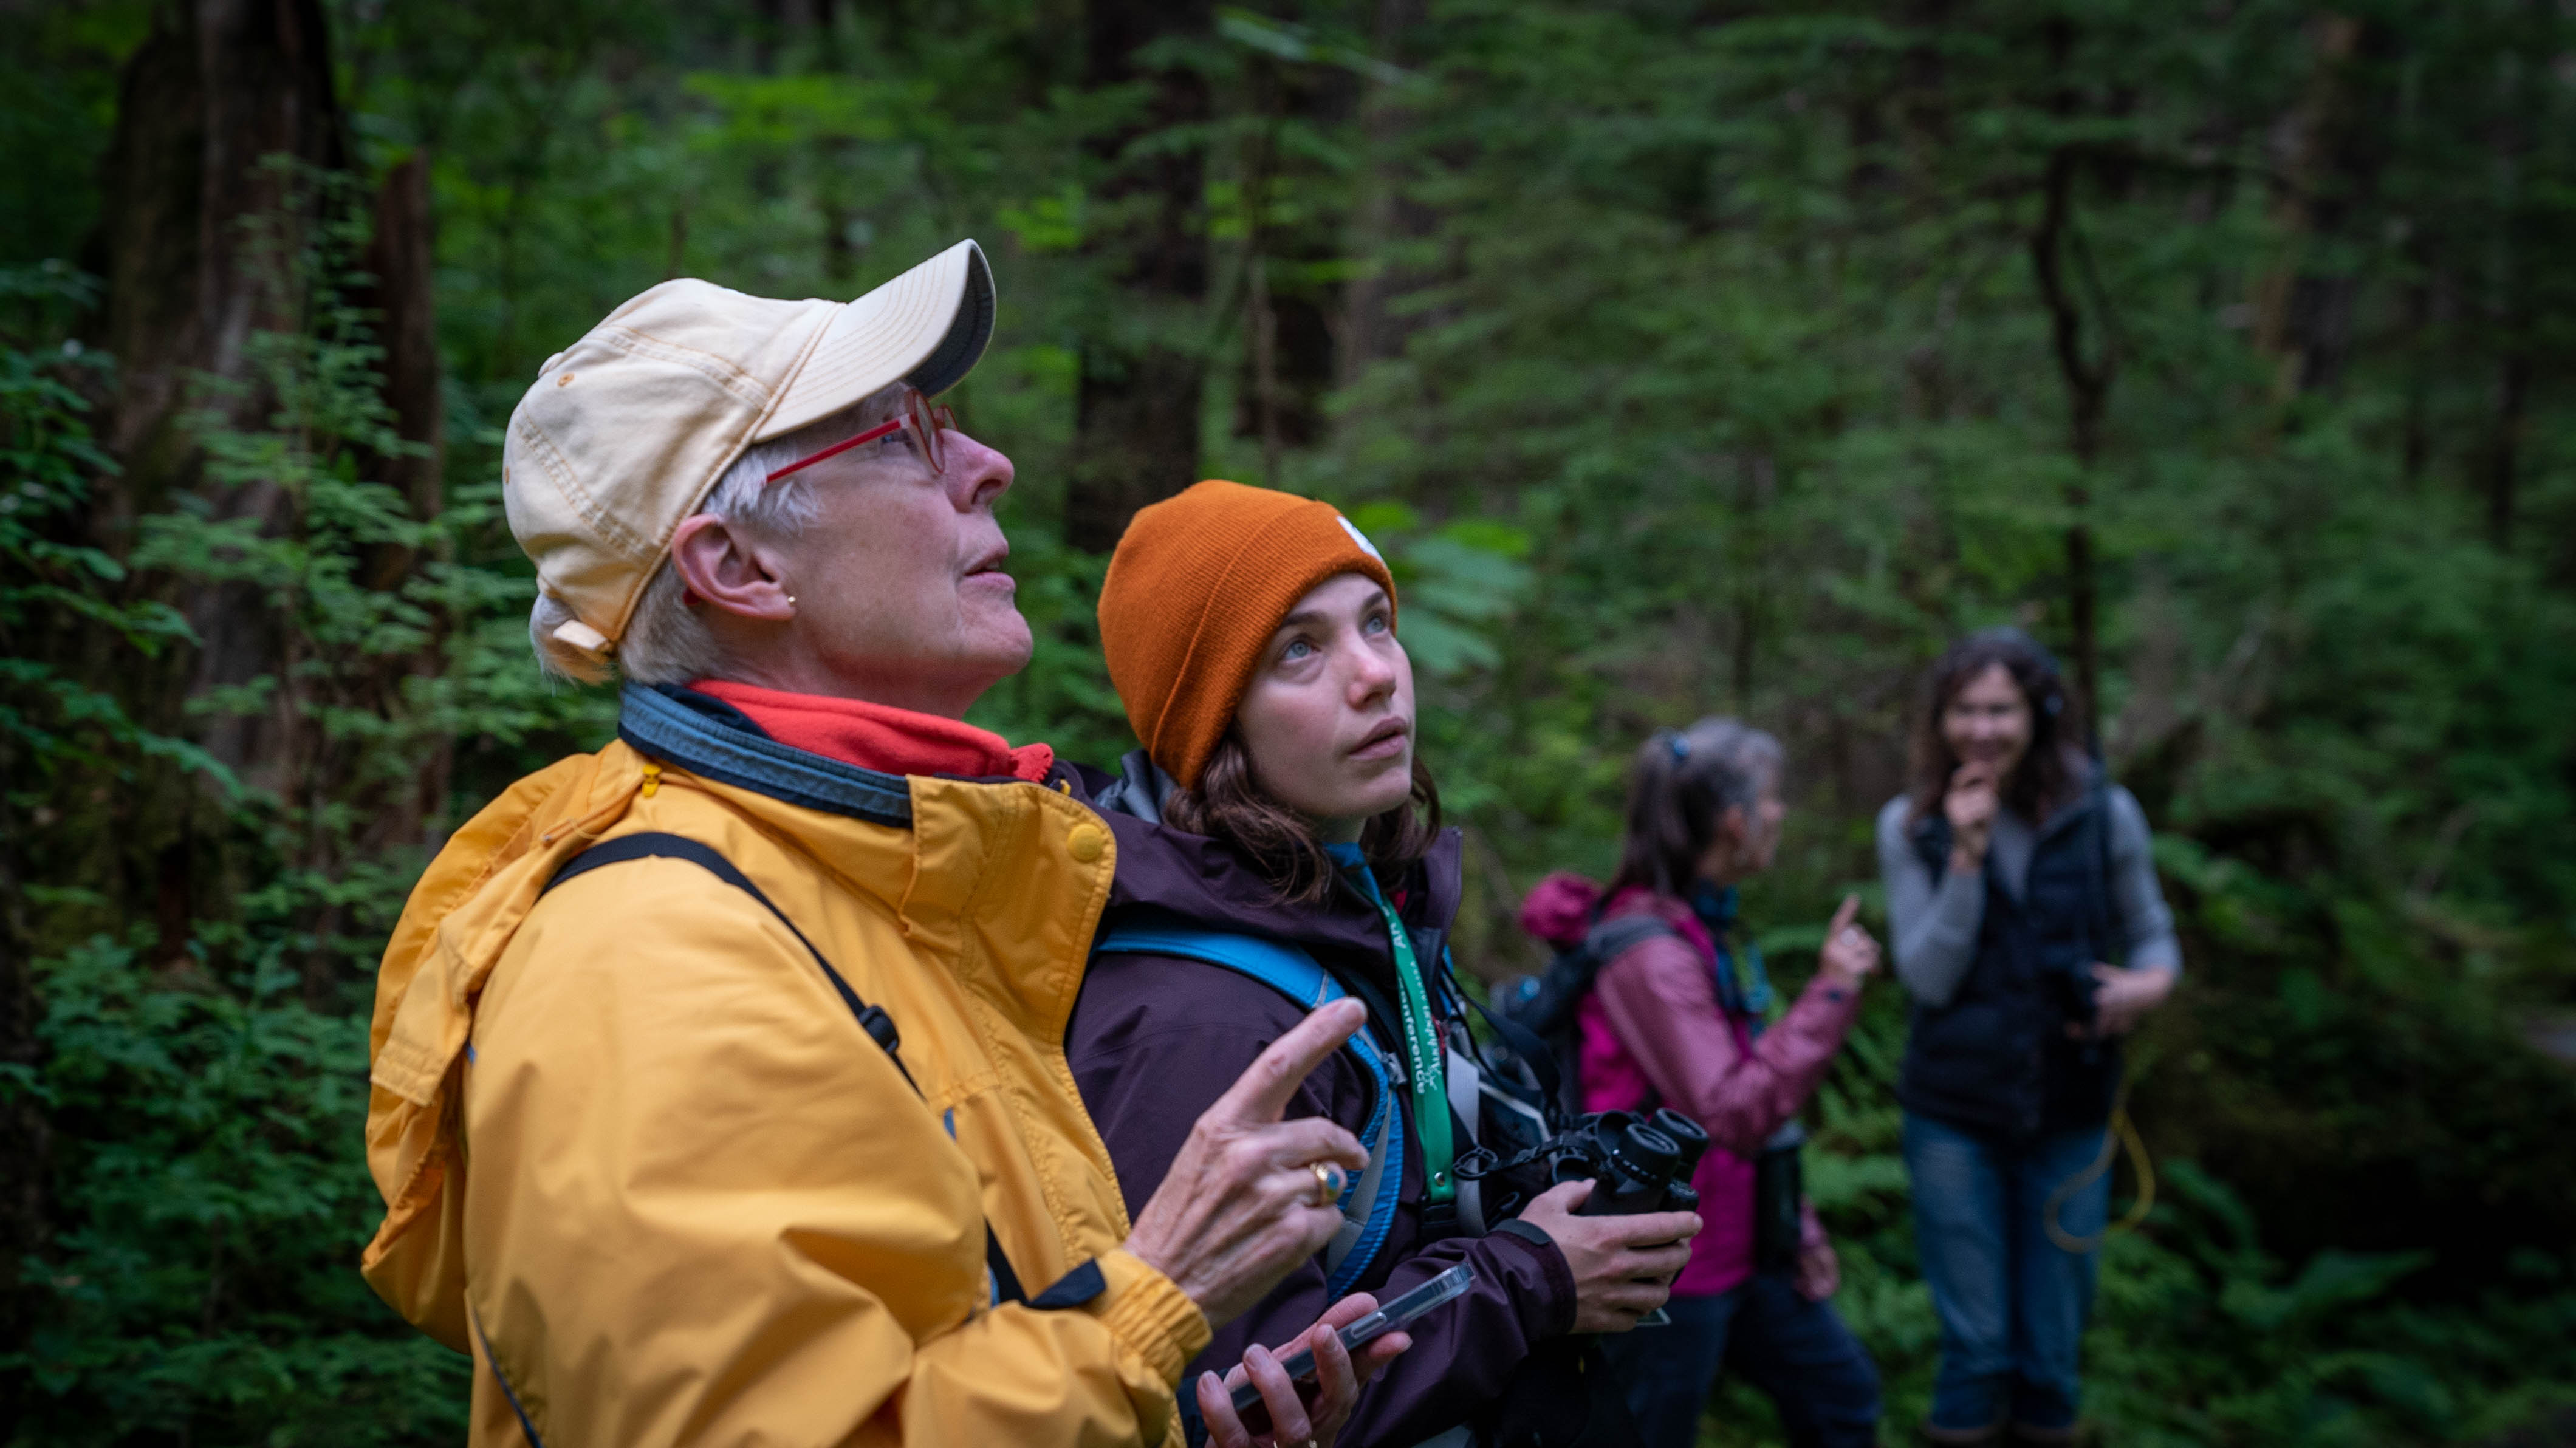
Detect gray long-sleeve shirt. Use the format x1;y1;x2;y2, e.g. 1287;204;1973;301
1875;787;2182;1010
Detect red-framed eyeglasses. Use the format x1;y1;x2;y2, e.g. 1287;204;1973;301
765;387;957;482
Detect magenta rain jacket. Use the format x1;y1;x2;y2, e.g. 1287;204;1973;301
1518;873;1863;1296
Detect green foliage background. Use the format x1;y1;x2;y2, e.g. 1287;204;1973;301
3;1;2575;1444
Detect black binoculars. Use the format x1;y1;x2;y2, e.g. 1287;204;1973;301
1552;1107;1710;1216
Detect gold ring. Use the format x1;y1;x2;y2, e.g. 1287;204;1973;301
1309;1161;1340;1207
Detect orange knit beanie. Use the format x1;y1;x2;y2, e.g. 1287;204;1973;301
1098;480;1399;791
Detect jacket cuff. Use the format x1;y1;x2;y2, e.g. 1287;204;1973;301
1488;1219;1580;1338
1092;1248;1213;1387
1798;964;1868;1022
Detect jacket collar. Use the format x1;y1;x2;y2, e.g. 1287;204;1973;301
620;688;1113;966
620;682;913;827
1084;752;1464;961
689;678;1056;784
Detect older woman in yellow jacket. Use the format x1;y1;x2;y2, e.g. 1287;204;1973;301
363;244;1402;1447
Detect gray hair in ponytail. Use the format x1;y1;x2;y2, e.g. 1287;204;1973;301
1609;716;1784;900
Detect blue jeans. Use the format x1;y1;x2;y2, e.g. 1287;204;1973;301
1601;1271;1882;1448
1902;1111;2111;1433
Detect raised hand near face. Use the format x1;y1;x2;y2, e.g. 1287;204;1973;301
1944;761;1999;874
1817;892;1882;990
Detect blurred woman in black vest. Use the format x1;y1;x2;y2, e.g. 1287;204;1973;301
1875;629;2180;1446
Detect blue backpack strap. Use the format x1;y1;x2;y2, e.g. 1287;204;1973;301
1095;923;1404;1296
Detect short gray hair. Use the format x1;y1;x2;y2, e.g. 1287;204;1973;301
529;383;909;684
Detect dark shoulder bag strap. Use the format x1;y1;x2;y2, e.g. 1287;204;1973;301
1588;914;1680;965
1597;912;1724;1013
547;832;909;1072
1461;985;1563;1103
543;831;1083;1311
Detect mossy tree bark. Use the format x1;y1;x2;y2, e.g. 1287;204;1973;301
79;0;446;980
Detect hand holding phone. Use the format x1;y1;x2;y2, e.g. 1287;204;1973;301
1228;1264;1474;1433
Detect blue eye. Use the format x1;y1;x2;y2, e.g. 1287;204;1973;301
1284;640;1315;660
1364;612;1390;634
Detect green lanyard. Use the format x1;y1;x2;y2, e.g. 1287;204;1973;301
1344;861;1456;1203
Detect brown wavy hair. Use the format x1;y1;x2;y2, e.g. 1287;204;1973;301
1905;627;2089;827
1162;729;1443;905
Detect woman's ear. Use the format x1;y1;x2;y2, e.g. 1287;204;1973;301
1696;803;1749;881
672;513;795;621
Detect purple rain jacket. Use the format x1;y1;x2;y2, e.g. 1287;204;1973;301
1067;792;1583;1447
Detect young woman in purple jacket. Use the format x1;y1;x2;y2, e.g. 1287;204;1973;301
1519;717;1885;1448
1069;482;1702;1448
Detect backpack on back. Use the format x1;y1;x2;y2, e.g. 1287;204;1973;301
1498;914;1676;1120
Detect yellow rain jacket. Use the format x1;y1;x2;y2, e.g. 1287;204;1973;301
361;691;1210;1446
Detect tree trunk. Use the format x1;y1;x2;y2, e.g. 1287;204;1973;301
2399;248;2434;485
1342;0;1436;383
2030;137;2115;746
97;0;348;800
352;150;454;859
2248;13;2364;403
1233;53;1354;483
81;0;348;966
1238;69;1286;487
101;0;346;475
2487;349;2529;548
87;0;454;983
1067;0;1213;552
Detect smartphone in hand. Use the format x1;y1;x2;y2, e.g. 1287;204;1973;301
1230;1264;1475;1433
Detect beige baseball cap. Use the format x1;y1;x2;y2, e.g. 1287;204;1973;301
503;239;996;653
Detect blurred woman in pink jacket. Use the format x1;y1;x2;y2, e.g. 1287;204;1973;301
1518;717;1884;1448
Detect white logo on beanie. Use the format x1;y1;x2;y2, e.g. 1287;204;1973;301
1337;515;1385;564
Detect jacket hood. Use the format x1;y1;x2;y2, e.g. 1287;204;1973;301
1518;870;1605;949
1078;754;1463;962
1518;871;1718;951
363;746;647;1351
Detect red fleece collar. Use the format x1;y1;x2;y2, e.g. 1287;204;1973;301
689;680;1055;784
